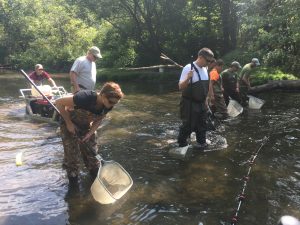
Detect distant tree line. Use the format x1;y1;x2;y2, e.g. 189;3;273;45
0;0;299;76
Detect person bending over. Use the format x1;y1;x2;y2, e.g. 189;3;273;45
55;82;124;181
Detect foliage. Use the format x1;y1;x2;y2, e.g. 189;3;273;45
238;0;300;75
0;0;100;71
221;49;257;67
251;67;297;86
98;24;137;67
0;0;299;78
97;68;179;82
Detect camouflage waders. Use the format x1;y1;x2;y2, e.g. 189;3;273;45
212;93;228;119
60;109;100;178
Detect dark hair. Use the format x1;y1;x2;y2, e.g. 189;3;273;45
198;47;214;58
216;59;224;66
100;82;124;100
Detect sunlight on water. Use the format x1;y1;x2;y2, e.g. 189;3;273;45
0;100;68;225
0;76;299;225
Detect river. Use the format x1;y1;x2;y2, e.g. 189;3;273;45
0;73;299;225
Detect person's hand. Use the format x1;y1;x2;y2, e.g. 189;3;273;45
236;87;240;92
81;132;92;143
187;70;194;79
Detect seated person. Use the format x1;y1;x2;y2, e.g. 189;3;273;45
29;64;57;87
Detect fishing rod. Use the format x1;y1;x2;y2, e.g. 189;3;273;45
229;118;297;224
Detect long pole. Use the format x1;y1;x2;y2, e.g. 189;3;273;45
20;69;101;160
20;69;59;112
160;53;183;68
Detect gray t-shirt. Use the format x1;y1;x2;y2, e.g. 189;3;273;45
70;56;96;90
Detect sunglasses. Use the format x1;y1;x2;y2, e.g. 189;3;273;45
38;68;44;71
107;98;118;105
205;58;214;63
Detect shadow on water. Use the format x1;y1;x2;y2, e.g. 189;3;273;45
0;74;299;225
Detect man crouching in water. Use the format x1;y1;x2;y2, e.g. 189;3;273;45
177;48;215;149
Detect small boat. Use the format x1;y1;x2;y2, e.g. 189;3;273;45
19;85;69;124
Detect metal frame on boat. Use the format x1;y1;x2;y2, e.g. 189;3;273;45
19;86;69;124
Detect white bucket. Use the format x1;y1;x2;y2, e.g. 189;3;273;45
31;85;52;97
248;95;265;109
227;99;243;117
91;161;133;204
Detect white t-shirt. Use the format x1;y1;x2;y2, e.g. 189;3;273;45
179;62;209;83
70;56;96;90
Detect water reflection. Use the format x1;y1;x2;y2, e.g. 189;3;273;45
0;74;299;225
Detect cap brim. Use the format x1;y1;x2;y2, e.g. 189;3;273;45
94;54;102;59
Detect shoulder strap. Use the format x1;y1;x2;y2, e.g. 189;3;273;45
191;63;202;81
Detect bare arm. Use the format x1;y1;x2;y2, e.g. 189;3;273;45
208;80;215;102
242;75;250;88
70;71;80;93
81;116;105;142
55;95;76;134
48;78;57;87
178;70;193;90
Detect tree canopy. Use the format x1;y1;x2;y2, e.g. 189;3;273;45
0;0;299;75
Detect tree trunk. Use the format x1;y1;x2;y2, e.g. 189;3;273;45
220;0;231;53
249;80;300;93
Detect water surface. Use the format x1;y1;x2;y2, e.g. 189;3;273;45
0;73;299;225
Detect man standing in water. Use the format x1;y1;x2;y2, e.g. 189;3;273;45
221;61;242;106
177;47;215;148
208;59;228;119
70;46;102;93
239;58;260;106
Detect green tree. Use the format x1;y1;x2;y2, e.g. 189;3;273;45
0;0;100;70
238;0;300;74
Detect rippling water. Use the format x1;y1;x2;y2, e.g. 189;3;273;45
0;74;299;225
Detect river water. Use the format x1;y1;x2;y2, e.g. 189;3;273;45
0;73;299;225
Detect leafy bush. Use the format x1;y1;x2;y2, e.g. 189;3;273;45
251;67;297;86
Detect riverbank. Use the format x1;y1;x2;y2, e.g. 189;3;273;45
0;67;298;85
96;67;298;85
96;68;180;82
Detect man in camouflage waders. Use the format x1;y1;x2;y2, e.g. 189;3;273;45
221;61;242;106
239;58;260;106
208;59;228;119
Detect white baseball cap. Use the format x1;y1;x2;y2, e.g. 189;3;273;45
89;46;102;59
252;58;260;66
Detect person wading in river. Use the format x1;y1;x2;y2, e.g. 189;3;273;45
221;61;242;106
55;82;124;181
208;59;228;119
177;47;215;149
239;58;260;106
70;46;102;93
